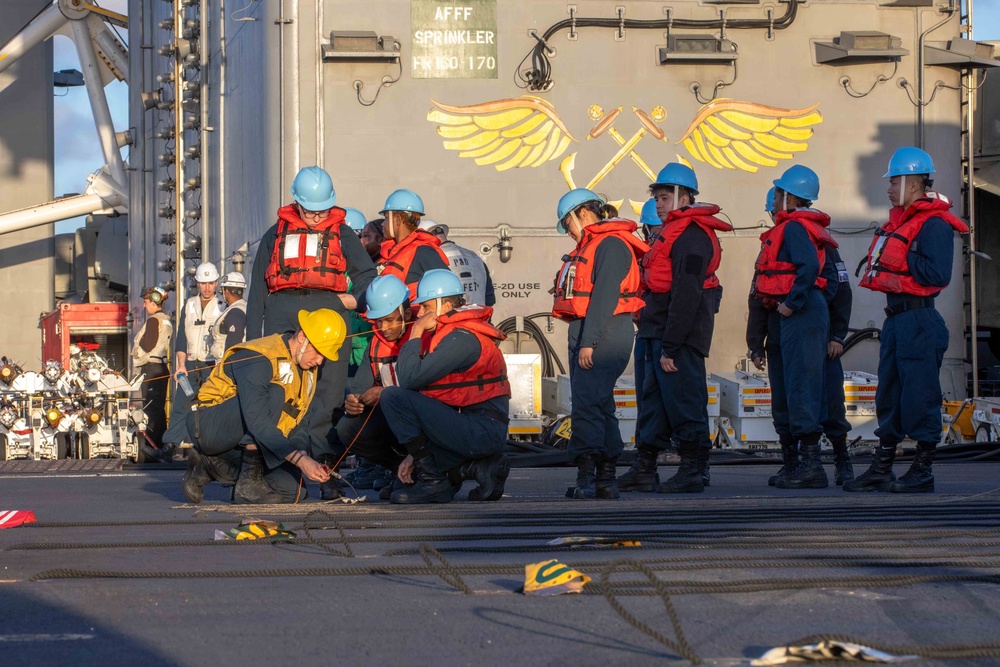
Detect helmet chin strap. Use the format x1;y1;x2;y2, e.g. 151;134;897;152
386;212;396;239
900;175;907;206
672;185;679;211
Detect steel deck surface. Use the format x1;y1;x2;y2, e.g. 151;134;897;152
1;463;1000;666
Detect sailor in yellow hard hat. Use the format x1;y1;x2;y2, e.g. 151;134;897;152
181;309;347;504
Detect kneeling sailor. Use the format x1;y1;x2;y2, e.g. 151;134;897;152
181;309;346;504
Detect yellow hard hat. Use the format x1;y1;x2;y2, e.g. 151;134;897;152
297;309;347;361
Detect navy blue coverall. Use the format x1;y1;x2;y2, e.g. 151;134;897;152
822;247;853;443
631;226;658;451
637;223;720;452
161;297;224;448
762;220;837;440
567;237;634;461
874;218;954;445
186;337;314;501
335;344;403;471
379;327;509;473
245;221;376;458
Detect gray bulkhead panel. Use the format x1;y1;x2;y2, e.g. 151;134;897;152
136;0;968;387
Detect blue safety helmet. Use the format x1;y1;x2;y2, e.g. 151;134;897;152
414;269;464;304
364;275;409;320
884;147;935;178
343;207;367;232
556;188;604;233
651;163;699;195
764;187;776;213
639;198;660;227
291;166;337;211
772;165;820;202
380;189;425;215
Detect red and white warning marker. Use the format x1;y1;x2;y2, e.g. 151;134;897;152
0;510;36;529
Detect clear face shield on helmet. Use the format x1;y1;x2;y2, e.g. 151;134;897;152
565;209;586;241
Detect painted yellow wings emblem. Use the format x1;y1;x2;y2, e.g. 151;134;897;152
677;99;823;173
427;96;578;172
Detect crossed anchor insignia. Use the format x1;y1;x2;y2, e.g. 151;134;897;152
559;105;668;191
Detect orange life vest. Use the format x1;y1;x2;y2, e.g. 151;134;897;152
859;193;968;296
265;205;349;293
551;219;648;321
377;230;449;300
418;306;511;407
753;209;838;299
641;204;731;294
367;325;410;388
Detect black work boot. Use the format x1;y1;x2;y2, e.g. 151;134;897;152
379;477;403;501
776;434;828;489
596;457;620;499
233;449;284;504
184;449;239;503
657;443;704;493
456;453;511;502
768;435;799;487
371;466;395;492
843;442;897;492
204;449;240;484
567;453;597;499
617;446;659;492
390;454;456;504
182;449;212;503
890;441;936;493
317;455;345;500
698;446;711;487
830;436;855;486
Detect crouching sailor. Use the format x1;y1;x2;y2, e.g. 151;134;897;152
379;269;511;504
181;309;347;504
337;275;414;499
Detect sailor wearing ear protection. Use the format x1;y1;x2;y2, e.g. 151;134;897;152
132;286;172;453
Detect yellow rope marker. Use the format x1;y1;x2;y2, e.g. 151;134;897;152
522;559;591;596
219;521;295;541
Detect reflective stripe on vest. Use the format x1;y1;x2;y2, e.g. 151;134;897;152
860;193;968;296
196;334;317;437
419;306;511;407
368;327;408;388
551;219;648;321
641;205;731;294
209;299;247;361
184;296;224;362
265;205;349;293
753;209;837;299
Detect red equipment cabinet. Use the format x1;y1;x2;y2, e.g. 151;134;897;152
40;303;129;372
